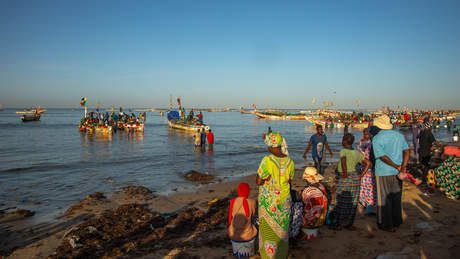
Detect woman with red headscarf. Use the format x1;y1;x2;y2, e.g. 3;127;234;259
227;183;258;242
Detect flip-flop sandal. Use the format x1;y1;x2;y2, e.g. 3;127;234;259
423;191;435;196
328;224;342;230
378;224;395;232
344;225;356;231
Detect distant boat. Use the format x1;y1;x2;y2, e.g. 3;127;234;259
254;110;307;120
21;106;43;122
21;114;41;122
71;108;75;111
305;116;369;128
16;107;46;114
135;107;155;111
240;109;254;114
0;103;4;112
106;106;116;111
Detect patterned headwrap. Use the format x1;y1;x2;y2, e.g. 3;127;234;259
424;121;432;129
264;132;283;147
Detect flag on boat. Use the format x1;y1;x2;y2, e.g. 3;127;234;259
311;98;315;103
331;100;334;105
170;95;172;109
97;103;100;112
177;96;181;107
326;102;329;107
252;103;256;109
80;97;86;107
356;99;360;103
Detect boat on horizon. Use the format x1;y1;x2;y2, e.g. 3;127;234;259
305;116;369;128
16;107;47;114
254;110;308;120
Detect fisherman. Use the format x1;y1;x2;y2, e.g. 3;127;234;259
410;119;422;163
197;111;203;123
302;125;333;175
195;129;201;147
188;109;194;121
200;128;207;149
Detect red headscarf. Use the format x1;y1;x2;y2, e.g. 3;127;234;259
228;183;251;227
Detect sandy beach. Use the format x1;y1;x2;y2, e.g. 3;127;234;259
1;153;460;259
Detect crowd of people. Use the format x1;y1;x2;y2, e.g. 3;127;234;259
226;113;459;258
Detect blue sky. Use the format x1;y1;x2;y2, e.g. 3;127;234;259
1;0;459;110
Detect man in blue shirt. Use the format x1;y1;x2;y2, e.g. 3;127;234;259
303;125;333;175
373;115;410;232
200;129;207;149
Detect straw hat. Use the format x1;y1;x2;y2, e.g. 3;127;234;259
302;167;324;182
374;114;393;130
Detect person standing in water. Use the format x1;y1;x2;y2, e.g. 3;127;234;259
303;125;333;175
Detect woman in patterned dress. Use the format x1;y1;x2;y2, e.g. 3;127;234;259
358;128;378;215
256;132;295;259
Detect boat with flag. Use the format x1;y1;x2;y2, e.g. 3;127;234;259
167;110;210;132
166;96;210;132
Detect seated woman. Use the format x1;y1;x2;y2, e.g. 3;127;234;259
296;167;328;241
426;146;460;199
226;183;258;242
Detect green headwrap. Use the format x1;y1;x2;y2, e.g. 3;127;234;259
265;132;283;147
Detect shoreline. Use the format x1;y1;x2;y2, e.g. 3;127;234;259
2;153;460;258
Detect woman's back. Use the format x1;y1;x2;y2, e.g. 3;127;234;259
227;197;257;242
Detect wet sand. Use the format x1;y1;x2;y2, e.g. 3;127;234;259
1;153;460;259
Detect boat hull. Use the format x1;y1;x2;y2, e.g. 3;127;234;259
254;111;307;120
79;125;113;133
167;119;210;132
306;117;369;128
122;123;145;132
21;115;41;121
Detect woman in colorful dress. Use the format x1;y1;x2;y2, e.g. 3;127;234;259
256;132;295;259
358;128;378;215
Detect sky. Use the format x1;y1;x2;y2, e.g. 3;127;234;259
1;0;459;110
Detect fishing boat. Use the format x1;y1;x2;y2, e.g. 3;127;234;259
21;114;41;122
254;110;307;120
240;109;254;114
79;124;113;133
122;122;145;132
16;107;47;114
0;103;4;112
306;116;369;128
167;110;210;132
135;107;155;112
106;106;117;111
21;106;43;122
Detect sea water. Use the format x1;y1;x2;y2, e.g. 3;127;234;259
0;109;457;220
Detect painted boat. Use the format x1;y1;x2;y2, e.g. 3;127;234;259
306;116;369;128
254;111;307;120
167;110;210;132
21;114;41;122
79;124;113;133
122;123;145;132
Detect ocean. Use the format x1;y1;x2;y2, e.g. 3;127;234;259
0;109;457;222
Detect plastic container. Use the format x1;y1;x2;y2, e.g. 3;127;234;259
231;237;255;258
301;228;318;239
453;135;459;141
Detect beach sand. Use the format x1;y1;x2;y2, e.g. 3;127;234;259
1;156;460;259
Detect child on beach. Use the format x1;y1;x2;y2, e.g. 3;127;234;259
331;133;371;230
